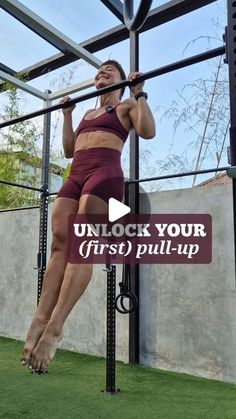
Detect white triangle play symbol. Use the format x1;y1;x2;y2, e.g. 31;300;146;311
108;198;131;222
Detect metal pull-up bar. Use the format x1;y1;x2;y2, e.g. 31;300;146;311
0;46;224;129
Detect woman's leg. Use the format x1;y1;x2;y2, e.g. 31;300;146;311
28;194;108;372
21;197;79;365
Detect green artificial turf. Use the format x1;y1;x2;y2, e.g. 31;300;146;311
1;336;236;419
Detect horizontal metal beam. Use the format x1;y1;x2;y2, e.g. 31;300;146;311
0;0;217;88
0;45;225;129
0;0;102;68
0;165;230;196
48;78;95;101
126;166;231;184
0;70;47;99
100;0;124;22
142;0;217;32
0;62;15;76
0;205;40;212
0;178;42;191
46;165;232;196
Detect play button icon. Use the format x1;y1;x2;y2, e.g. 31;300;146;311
108;197;131;222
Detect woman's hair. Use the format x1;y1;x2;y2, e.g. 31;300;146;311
101;60;126;99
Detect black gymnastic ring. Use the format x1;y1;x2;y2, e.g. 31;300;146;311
120;294;138;313
123;0;153;32
115;292;138;314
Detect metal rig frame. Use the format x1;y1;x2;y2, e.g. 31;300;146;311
0;0;234;393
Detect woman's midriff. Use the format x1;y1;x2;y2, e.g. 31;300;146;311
74;131;124;153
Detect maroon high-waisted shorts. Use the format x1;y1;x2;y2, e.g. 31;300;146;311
57;147;124;203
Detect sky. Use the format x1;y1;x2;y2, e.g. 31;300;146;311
0;0;228;191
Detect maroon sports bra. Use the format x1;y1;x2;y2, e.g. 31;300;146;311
75;105;129;143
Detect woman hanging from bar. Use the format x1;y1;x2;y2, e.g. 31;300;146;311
20;60;156;373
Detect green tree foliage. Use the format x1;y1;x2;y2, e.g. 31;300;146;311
0;85;42;209
62;163;71;182
163;55;229;186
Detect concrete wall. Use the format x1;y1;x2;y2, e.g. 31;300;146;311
0;183;236;383
139;183;236;383
0;206;128;362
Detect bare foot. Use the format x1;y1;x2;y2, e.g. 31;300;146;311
29;324;63;372
21;318;48;367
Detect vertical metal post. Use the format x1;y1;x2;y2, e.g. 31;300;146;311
103;264;119;394
227;1;236;278
129;30;140;364
37;91;51;304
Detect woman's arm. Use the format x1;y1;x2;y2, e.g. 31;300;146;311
127;72;156;139
60;96;76;158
